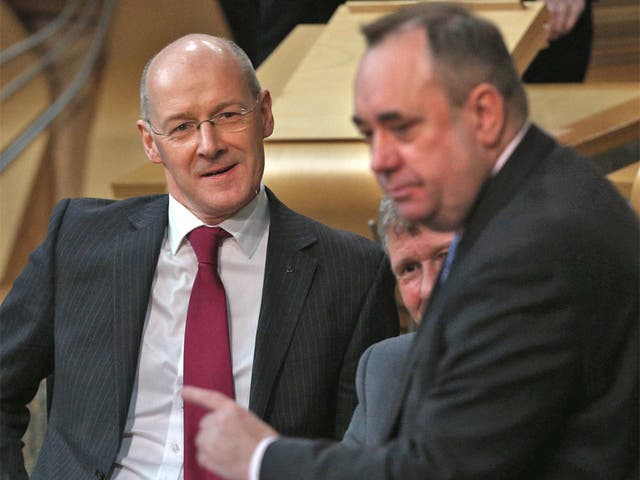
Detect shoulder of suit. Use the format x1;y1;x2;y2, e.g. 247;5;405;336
365;333;415;365
357;333;415;382
266;187;384;256
63;194;167;214
54;195;167;230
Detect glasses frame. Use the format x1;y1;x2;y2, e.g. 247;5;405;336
144;96;262;141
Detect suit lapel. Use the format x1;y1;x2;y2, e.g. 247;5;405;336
249;190;318;418
112;195;168;429
454;125;555;263
381;125;557;441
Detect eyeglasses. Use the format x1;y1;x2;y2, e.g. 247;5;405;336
145;97;261;143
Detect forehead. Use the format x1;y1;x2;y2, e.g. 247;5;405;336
386;227;453;260
147;41;250;116
354;28;438;117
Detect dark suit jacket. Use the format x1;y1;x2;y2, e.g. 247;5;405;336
262;125;639;479
0;188;398;479
342;333;414;446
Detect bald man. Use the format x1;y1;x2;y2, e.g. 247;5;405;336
0;35;398;479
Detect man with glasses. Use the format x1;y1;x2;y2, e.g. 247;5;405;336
0;34;398;479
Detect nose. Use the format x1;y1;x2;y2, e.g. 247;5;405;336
196;121;227;158
369;130;399;175
420;262;439;304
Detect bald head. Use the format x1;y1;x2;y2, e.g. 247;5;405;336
140;34;260;121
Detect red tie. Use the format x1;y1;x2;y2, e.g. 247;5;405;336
184;226;234;480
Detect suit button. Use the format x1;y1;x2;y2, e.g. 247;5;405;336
95;469;105;480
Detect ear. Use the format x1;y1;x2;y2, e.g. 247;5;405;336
137;120;163;165
465;83;505;148
259;89;275;139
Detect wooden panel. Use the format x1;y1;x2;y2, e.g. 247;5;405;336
587;0;640;82
607;161;639;199
257;24;323;100
268;0;547;141
527;83;640;156
261;141;380;238
631;164;640;215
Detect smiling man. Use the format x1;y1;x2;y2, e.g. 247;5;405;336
0;35;398;479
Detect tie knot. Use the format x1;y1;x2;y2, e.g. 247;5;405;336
188;226;230;265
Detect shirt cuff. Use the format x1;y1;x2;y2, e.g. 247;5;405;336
249;435;278;480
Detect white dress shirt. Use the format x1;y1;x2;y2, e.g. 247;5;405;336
111;186;270;480
491;121;529;177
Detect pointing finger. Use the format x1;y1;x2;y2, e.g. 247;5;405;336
182;386;231;411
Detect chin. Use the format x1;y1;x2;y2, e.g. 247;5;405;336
396;201;433;224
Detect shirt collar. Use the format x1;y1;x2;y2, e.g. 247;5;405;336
455;122;530;242
168;184;269;258
491;121;530;177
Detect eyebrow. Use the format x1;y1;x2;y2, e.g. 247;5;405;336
352;111;412;127
432;240;452;251
161;100;249;124
351;115;366;127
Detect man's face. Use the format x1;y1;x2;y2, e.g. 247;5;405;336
353;28;492;231
138;40;274;224
386;227;454;323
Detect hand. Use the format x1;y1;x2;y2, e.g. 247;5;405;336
182;386;278;480
543;0;586;41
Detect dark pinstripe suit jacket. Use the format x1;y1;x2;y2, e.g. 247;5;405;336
0;188;398;479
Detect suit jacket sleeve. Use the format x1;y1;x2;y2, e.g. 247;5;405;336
0;200;69;479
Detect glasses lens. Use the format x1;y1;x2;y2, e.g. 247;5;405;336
154;98;260;142
168;122;197;141
215;110;251;132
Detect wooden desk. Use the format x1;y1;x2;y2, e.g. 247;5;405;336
607;161;639;199
528;84;640;156
257;24;324;100
268;1;547;141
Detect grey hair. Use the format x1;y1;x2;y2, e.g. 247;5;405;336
362;2;527;116
377;196;422;252
139;35;261;120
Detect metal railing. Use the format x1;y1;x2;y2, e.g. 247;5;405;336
0;0;81;65
0;0;117;173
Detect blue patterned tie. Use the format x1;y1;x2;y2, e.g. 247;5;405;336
439;233;460;284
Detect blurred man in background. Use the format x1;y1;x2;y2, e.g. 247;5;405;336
342;196;455;446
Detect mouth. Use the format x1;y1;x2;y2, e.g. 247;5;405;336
386;183;415;200
201;164;236;178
